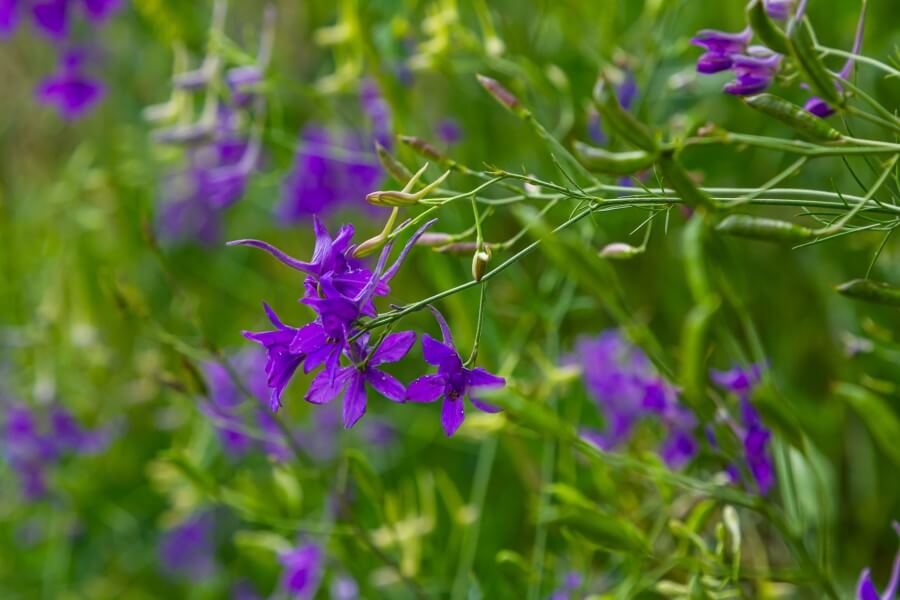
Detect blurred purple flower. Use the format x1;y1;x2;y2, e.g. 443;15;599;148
331;575;360;600
438;118;462;145
3;402;111;499
764;0;794;20
36;49;105;119
692;27;752;74
406;308;505;436
279;542;322;599
803;1;866;118
278;127;382;222
573;330;697;469
159;513;216;581
857;522;900;600
711;362;775;495
723;50;782;96
360;79;392;149
549;571;582;600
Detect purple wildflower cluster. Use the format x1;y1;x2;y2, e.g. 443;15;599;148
278;81;392;221
230;216;504;435
857;522;900;600
691;0;865;117
710;363;776;495
3;402;112;499
0;0;121;118
573;330;698;469
148;7;273;245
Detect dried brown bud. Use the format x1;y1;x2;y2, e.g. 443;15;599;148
398;135;445;162
476;74;526;116
415;232;455;247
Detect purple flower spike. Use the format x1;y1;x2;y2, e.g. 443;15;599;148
243;303;305;412
36;51;105;120
279;542;322;599
406;307;505;437
856;522;900;600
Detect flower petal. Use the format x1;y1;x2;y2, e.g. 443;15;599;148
291;323;327;354
469;397;502;413
422;334;457;367
441;396;465;436
226;238;316;274
466;367;505;390
306;368;351;405
342;372;367;429
369;331;416;366
856;569;880;600
427;305;454;346
366;368;406;403
405;374;446;403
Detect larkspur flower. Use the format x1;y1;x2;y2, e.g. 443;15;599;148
279;542;322;599
857;522;900;600
723;49;782;96
305;331;415;429
573;330;698;468
406;307;505;437
438;118;462;145
36;49;105;119
234;219;436;415
711;362;775;494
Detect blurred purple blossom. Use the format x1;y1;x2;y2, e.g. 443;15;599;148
573;330;697;469
764;0;794;20
36;49;105;119
3;402;112;500
279;541;322;599
437;118;462;145
158;513;217;582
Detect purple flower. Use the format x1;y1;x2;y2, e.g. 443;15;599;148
549;571;583;600
711;363;775;495
803;1;866;118
857;522;900;600
243;303;305;412
764;0;794;20
723;51;782;96
279;542;322;599
278;127;382;222
31;0;68;39
573;330;698;469
360;79;392;149
438;118;462;145
691;27;752;74
305;331;415;429
36;50;105;119
0;0;19;37
159;514;216;581
406;308;505;436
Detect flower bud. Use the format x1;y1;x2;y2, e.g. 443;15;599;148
471;248;491;282
415;232;455;247
476;74;528;117
365;167;451;207
375;141;414;183
398;135;445;162
598;242;643;259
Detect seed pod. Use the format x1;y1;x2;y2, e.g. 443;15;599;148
788;18;842;106
471;248;491;282
598;242;643;259
836;279;900;307
476;74;529;117
658;152;717;212
745;94;842;142
375;141;413;183
715;214;814;242
573;141;657;175
398;135;446;162
746;0;790;55
592;78;657;152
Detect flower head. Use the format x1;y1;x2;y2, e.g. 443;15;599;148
406;307;505;436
